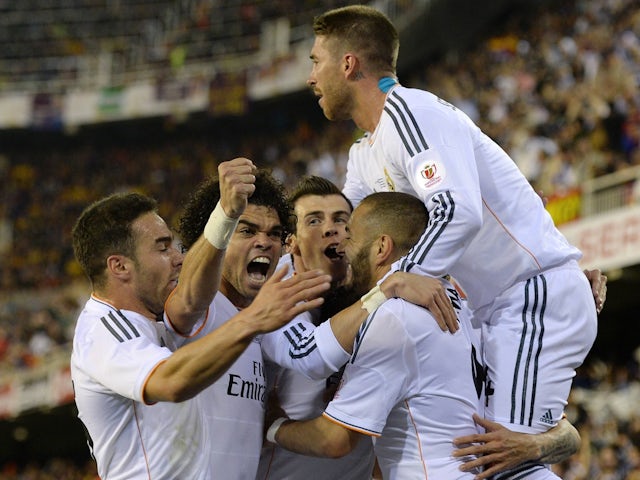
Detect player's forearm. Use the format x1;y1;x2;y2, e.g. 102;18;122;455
328;301;368;353
165;236;225;333
145;312;258;403
274;416;354;458
536;418;581;464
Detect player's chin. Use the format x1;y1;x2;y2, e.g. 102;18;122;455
327;263;348;283
319;100;335;119
246;276;268;292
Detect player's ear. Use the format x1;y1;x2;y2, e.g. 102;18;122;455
285;233;299;255
344;53;360;79
375;235;394;265
106;254;132;280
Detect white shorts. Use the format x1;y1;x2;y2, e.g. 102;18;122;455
477;261;597;434
490;462;561;480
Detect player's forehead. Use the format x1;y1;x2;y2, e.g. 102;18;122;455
132;212;172;245
294;194;351;217
310;35;336;59
239;204;282;230
347;204;370;234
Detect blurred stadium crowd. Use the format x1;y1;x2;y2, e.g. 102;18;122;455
1;0;640;477
1;0;417;92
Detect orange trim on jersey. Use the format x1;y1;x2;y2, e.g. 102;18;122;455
132;401;153;480
321;412;381;437
482;198;542;270
141;358;169;405
90;292;116;309
405;399;429;479
163;288;209;338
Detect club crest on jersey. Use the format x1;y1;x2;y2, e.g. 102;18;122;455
383;168;396;191
417;160;445;190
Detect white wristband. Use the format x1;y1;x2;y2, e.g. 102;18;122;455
360;284;387;314
203;201;239;250
266;417;288;444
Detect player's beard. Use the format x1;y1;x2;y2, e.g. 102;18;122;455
321;82;353;122
348;242;374;297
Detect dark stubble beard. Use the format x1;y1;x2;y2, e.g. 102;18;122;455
323;82;354;122
348;241;374;298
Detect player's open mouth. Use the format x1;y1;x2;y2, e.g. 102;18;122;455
247;256;271;282
324;245;344;262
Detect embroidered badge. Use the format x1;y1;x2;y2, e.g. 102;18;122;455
417;160;445;190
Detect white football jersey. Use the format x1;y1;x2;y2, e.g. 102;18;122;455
343;85;582;309
257;255;375;480
324;281;483;479
183;292;266;480
70;296;212;480
166;255;351;480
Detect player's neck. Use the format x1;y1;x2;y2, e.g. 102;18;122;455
93;289;157;321
352;79;389;133
219;280;252;310
373;265;393;287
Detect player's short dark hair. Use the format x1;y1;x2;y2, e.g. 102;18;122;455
313;5;399;75
287;175;353;233
178;168;291;250
359;192;428;254
72;192;158;288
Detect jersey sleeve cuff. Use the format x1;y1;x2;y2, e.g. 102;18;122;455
322;410;381;437
315;320;350;371
163;310;208;341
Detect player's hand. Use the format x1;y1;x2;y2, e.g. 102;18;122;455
218;157;257;218
583;268;607;314
380;272;458;333
452;414;540;479
245;266;331;333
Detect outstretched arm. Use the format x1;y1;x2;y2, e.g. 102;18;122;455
145;267;331;403
452;414;580;479
165;158;257;334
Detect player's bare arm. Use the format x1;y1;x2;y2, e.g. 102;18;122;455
165;158;257;333
270;415;363;458
452;414;580;479
145;267;330;403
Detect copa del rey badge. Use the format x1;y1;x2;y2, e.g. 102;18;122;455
418;160;445;189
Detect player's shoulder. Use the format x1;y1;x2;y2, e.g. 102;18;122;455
386;85;438;107
355;299;428;354
387;86;464;121
376;298;434;327
76;297;119;334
